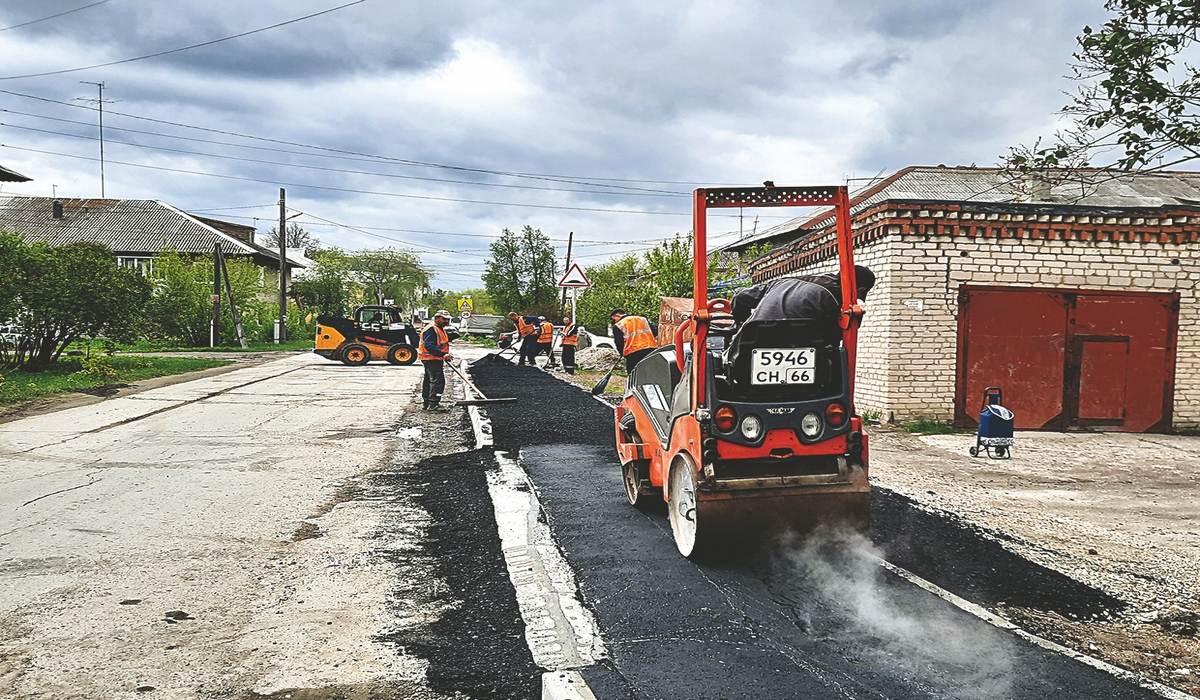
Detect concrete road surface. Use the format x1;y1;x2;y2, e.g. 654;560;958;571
0;353;467;698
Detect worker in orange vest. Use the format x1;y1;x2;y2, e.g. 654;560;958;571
418;310;454;410
536;316;557;368
507;312;541;366
611;308;657;371
560;316;578;375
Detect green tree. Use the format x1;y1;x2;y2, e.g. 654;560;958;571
643;233;694;298
575;254;658;333
292;247;357;317
1008;0;1200;172
351;248;429;308
144;251;276;346
483;225;559;313
12;241;150;369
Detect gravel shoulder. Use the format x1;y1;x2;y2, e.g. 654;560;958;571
869;428;1200;695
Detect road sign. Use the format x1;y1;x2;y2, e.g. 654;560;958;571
458;298;473;312
558;263;592;288
460;311;472;321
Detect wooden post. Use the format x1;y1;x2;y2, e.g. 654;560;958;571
277;188;287;343
211;242;221;347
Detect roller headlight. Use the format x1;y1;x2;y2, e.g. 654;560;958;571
800;411;823;438
740;414;763;441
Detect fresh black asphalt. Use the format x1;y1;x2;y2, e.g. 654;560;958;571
470;360;1161;700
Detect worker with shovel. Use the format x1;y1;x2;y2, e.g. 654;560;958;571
419;310;454;411
560;316;578;375
536;316;558;368
508;312;541;366
611;308;657;371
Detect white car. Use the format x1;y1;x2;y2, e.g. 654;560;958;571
580;328;616;351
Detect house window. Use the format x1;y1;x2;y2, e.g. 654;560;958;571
117;257;153;274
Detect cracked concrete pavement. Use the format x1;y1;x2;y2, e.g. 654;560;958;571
0;352;459;699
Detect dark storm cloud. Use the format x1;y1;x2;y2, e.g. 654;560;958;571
0;0;466;79
0;0;1115;285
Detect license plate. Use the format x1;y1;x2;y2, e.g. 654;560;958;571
751;348;816;385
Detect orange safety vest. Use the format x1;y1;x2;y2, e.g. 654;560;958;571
516;317;538;337
615;315;655;356
417;323;449;361
561;323;578;346
538;321;554;343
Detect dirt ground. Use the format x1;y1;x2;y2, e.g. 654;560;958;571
542;355;1200;696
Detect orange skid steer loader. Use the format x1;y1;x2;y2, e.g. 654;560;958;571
614;185;870;559
314;305;420;366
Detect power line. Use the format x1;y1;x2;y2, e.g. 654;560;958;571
0;1;368;80
0;120;688;199
0;87;738;192
0;143;700;216
0;0;110;33
0;107;689;195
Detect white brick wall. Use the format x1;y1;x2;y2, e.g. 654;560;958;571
779;233;1196;427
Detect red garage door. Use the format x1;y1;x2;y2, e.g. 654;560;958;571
955;287;1178;433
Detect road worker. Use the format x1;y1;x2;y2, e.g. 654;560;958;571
418;310;454;410
560;316;578;375
507;312;541;366
610;308;657;371
730;265;876;336
536;316;557;368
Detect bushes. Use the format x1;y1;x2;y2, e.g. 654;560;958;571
0;235;150;370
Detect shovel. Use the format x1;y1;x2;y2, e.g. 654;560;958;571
591;357;623;395
470;346;518;367
449;361;518;405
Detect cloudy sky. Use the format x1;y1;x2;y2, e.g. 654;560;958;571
0;0;1107;288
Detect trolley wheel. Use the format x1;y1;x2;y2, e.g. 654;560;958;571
386;344;417;365
341;343;370;366
969;446;979;457
993;446;1007;458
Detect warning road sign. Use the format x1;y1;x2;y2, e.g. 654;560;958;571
557;263;592;288
457;298;473;312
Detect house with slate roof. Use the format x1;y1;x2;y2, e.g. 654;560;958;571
0;165;31;183
723;166;1200;433
0;196;303;279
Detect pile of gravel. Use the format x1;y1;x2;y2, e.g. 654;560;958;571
574;346;619;369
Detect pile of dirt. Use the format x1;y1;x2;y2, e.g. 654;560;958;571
574;346;619;369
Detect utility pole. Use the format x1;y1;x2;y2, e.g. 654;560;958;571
78;82;115;197
211;242;222;347
561;230;574;307
277;188;287;343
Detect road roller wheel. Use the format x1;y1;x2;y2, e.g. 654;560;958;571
387;344;417;365
668;455;715;559
341;343;370;366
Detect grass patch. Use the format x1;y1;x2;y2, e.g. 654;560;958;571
109;338;313;353
465;336;499;348
0;356;231;405
903;419;956;435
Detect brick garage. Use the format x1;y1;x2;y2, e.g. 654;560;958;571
733;166;1200;432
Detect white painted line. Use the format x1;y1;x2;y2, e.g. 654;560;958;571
876;557;1199;700
542;670;599;700
489;451;607;670
463;363;603;698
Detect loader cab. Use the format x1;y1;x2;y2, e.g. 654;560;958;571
354;305;406;331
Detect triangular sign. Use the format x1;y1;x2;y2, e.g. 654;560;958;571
557;263;592;288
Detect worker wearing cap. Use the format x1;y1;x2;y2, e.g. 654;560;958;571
731;265;876;334
560;316;578;375
418;310;454;410
507;312;542;366
536;316;557;368
611;308;657;371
